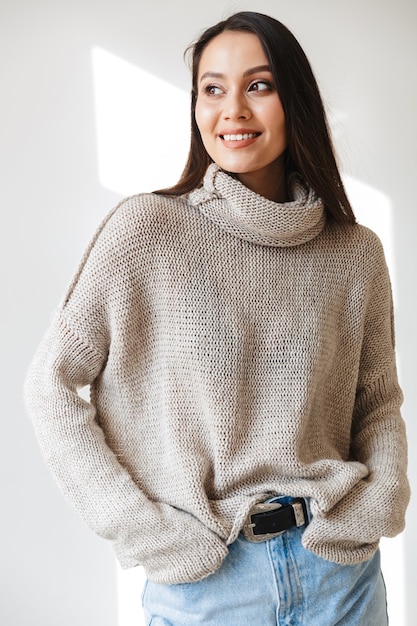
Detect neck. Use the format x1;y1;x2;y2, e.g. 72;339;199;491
236;158;288;203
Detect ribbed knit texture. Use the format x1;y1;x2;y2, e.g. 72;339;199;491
24;164;409;584
191;165;326;246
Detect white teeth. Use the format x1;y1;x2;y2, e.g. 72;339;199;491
222;133;258;141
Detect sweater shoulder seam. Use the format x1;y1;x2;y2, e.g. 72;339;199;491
59;311;108;361
61;193;159;307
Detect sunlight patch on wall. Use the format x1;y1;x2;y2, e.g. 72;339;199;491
117;564;146;626
343;175;397;300
92;47;190;196
380;536;406;626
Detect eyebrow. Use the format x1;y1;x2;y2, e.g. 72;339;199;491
199;64;271;82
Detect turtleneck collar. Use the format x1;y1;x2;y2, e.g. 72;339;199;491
188;163;326;247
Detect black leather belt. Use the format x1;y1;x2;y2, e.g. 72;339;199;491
242;498;308;542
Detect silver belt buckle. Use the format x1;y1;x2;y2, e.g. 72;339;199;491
242;501;284;543
242;500;307;543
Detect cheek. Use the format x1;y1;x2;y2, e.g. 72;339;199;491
195;101;215;135
265;104;286;145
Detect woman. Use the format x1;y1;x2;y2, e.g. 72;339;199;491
25;11;409;625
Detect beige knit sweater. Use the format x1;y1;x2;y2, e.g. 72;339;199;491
25;164;409;584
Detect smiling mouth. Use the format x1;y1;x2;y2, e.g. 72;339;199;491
220;132;261;141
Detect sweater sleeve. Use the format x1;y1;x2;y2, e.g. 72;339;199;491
24;204;227;584
302;234;410;564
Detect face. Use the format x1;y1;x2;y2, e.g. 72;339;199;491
195;30;287;200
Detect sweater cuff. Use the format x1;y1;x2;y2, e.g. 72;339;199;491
113;502;228;584
301;472;409;564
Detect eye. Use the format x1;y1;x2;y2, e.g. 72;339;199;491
248;80;273;92
203;84;222;96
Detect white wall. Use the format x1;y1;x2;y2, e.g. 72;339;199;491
1;1;415;624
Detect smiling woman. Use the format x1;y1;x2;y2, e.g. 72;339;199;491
158;11;356;227
24;10;409;626
195;31;287;202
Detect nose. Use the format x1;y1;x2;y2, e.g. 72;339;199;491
223;90;251;121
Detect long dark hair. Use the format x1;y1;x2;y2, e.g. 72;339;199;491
156;11;355;225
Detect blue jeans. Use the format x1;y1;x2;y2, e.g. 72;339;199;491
142;501;388;625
